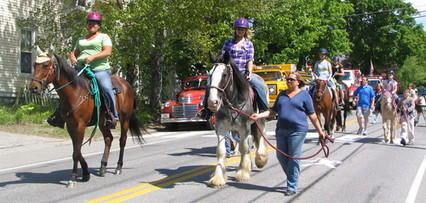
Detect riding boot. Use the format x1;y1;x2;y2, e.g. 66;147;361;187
105;112;117;129
332;89;342;110
47;106;65;129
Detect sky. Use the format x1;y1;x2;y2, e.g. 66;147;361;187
405;0;426;29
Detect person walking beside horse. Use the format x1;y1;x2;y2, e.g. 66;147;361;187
251;73;326;196
399;89;416;146
353;77;375;135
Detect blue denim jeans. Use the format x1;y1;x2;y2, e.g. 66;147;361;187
275;128;306;192
94;70;118;120
225;131;240;154
248;73;269;111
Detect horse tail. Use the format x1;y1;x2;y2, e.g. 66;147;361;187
129;112;146;144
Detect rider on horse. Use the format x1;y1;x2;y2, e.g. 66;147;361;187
312;48;342;110
47;12;118;129
381;70;399;109
331;56;345;107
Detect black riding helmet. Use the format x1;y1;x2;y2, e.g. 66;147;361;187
319;48;329;55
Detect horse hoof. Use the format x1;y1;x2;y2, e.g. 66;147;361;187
82;174;91;182
115;169;122;175
66;180;77;188
99;168;106;177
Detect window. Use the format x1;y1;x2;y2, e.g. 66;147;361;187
20;29;33;74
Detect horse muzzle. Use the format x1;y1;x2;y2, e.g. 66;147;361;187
207;99;221;112
29;81;43;94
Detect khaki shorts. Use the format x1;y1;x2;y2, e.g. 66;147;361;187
356;107;371;118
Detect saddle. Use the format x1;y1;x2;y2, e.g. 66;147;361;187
86;77;122;127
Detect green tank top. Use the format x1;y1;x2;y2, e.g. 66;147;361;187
74;33;112;71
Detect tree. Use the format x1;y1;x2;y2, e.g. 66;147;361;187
255;0;353;67
347;0;423;73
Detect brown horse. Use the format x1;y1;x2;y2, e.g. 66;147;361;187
312;79;336;137
29;55;144;187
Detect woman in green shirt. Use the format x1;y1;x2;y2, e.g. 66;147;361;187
70;12;118;128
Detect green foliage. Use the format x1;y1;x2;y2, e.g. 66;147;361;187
18;0;426;124
347;0;423;73
0;104;55;125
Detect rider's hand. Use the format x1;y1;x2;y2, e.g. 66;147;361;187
84;55;95;64
70;58;78;66
246;73;252;81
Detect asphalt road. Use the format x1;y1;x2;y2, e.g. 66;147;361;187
0;114;425;203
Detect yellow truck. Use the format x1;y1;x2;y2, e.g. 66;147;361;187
253;64;296;107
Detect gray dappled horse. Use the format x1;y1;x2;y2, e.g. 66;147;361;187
207;53;268;187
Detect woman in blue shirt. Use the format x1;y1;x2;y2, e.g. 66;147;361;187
251;72;325;196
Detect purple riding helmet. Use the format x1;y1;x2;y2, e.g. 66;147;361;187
233;17;249;28
332;56;340;61
87;12;102;22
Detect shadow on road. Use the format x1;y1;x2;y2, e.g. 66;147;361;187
168;146;216;157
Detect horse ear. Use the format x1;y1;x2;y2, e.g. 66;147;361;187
209;51;216;63
222;51;231;64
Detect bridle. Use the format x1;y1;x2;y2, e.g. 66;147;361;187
31;57;58;92
208;63;234;107
313;79;326;101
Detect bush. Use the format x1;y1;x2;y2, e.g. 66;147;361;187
0;103;56;125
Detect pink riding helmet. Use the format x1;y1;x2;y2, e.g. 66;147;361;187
87;12;102;22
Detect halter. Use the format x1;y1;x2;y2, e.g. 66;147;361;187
209;63;235;107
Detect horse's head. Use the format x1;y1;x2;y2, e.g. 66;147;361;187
207;63;233;112
30;55;57;94
314;79;327;102
381;91;393;107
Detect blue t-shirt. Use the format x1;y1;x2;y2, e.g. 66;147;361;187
272;90;316;132
354;85;375;108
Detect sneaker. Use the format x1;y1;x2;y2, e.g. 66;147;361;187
408;140;414;145
400;138;406;146
284;189;297;196
357;128;363;135
226;153;231;158
362;129;367;136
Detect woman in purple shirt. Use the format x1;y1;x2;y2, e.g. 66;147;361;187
251;73;325;196
221;17;269;111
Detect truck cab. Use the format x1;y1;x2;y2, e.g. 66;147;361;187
160;75;214;130
253;64;295;107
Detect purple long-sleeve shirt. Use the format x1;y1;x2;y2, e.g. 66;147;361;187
221;38;254;73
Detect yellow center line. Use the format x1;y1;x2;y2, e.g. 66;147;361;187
87;119;358;203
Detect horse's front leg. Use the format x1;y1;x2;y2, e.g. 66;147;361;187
67;124;89;187
235;127;252;182
382;119;389;143
208;128;228;188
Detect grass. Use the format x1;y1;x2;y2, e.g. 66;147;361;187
0;103;155;138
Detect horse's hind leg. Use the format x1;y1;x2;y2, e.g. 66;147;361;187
99;121;114;177
208;128;227;187
115;119;130;175
251;122;268;168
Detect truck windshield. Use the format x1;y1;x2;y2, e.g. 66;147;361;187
183;79;208;89
343;72;354;80
257;71;283;81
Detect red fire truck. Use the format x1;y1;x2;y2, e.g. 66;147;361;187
160;75;215;130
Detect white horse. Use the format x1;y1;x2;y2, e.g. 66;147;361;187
380;92;398;143
207;54;268;187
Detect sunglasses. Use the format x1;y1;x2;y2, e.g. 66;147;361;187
286;78;297;82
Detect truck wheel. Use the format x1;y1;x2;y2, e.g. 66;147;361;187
164;123;178;130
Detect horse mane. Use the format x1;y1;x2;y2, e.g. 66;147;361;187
216;51;251;101
54;54;89;89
